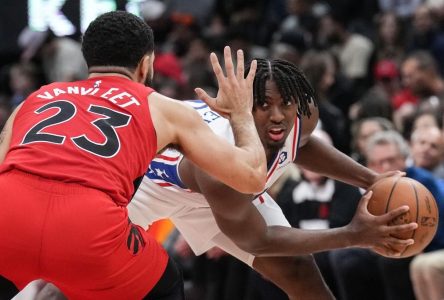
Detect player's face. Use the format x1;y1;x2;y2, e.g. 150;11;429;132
253;80;298;156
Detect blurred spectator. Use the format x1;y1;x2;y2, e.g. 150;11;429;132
21;31;88;82
0;95;10;130
171;233;250;300
374;12;406;64
166;0;216;27
378;0;422;19
270;31;308;65
409;126;444;179
407;4;444;75
279;0;326;46
300;50;349;153
350;117;394;164
317;9;374;97
8;63;41;108
396;51;444;134
413;110;444;130
402;51;444;102
410;248;444;300
152;52;186;99
350;59;400;121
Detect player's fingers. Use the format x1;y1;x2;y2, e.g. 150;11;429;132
224;46;236;81
210;52;226;85
378;205;410;223
385;237;415;248
195;88;216;108
384;222;418;234
246;59;257;88
236;49;245;81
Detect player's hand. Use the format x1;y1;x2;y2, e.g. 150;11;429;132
195;46;257;119
346;191;418;257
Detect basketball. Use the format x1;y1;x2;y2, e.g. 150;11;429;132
367;176;439;258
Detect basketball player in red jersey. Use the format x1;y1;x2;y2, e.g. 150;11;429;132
0;11;267;300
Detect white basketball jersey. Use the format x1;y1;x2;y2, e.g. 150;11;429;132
144;99;301;203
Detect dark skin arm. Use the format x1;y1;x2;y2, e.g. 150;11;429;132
182;157;415;257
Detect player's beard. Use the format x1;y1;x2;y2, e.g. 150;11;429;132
144;68;153;86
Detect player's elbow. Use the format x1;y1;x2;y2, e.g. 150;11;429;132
236;167;266;194
237;239;270;256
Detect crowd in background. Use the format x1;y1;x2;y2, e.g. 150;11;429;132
2;0;444;299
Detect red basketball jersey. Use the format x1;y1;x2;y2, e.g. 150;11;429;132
1;76;157;206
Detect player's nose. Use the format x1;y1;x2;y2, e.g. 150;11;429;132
269;106;285;123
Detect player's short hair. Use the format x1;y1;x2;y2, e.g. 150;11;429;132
82;11;154;71
245;59;317;117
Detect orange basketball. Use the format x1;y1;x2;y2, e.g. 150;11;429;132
367;176;439;258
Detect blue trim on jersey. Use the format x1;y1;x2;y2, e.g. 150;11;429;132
146;160;186;189
193;104;208;110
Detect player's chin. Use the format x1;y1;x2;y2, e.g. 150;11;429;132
267;139;285;150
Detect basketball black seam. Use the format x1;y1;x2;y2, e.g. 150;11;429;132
385;178;400;213
399;182;419;257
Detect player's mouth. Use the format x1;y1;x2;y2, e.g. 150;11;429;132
268;127;286;142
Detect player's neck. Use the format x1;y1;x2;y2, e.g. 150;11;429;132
88;66;134;81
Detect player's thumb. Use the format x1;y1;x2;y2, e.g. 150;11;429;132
360;190;373;212
195;88;215;107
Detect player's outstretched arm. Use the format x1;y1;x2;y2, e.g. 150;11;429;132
182;158;417;258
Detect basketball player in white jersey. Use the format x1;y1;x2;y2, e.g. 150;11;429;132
128;59;418;299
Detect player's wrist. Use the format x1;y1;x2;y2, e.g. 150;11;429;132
229;111;254;123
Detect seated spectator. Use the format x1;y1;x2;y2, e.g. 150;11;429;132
350;117;394;164
410;126;444;179
349;59;399;121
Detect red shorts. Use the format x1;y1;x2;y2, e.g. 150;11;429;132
0;170;168;300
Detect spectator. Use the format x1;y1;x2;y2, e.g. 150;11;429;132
410;126;444;179
8;63;41;108
407;4;444;75
396;51;444;133
350;117;394;164
350;59;400;121
317;9;374;97
374;12;405;64
300;50;349;153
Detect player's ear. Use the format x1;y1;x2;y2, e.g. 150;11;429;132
135;54;151;83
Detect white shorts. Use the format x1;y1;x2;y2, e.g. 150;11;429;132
128;179;291;266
